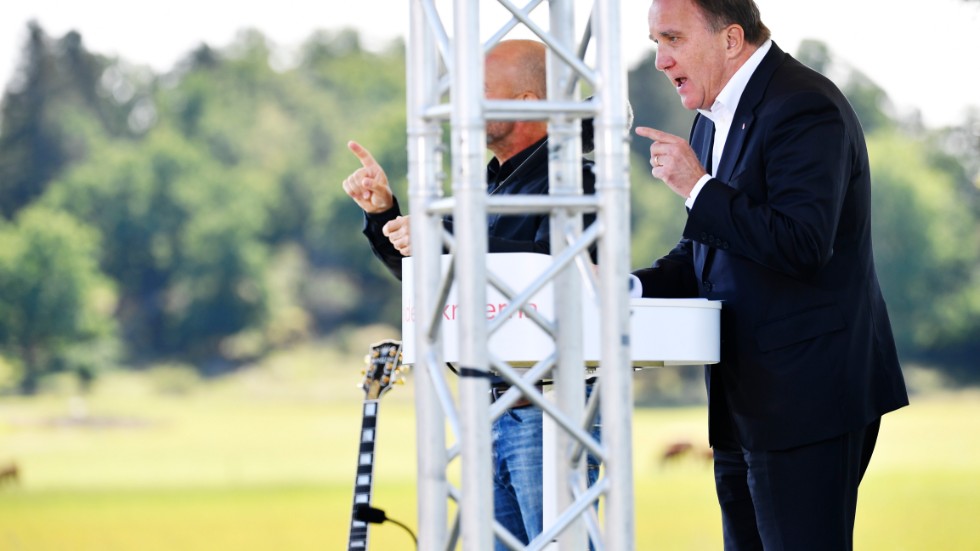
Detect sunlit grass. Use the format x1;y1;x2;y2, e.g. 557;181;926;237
1;345;978;550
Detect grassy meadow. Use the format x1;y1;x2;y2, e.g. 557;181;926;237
1;335;979;550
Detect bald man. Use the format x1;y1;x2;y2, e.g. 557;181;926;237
342;39;599;549
343;40;590;277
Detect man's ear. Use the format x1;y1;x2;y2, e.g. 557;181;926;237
725;25;745;55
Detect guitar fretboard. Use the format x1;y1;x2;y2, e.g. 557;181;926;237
347;400;379;550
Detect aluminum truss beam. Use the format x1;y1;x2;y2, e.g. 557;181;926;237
406;1;633;549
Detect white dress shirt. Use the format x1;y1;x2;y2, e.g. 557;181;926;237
684;40;772;209
631;40;773;298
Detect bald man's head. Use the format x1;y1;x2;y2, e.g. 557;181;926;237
484;40;549;161
485;40;547;101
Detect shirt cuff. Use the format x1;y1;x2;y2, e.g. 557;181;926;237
684;174;712;210
628;275;643;298
363;197;401;232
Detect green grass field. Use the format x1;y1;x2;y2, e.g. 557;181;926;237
2;342;978;550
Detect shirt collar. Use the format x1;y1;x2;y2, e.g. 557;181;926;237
698;39;772;124
487;136;548;185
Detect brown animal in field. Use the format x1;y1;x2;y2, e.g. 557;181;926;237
659;441;694;466
0;462;19;487
659;442;715;468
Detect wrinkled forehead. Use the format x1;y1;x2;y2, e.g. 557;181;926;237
649;0;705;25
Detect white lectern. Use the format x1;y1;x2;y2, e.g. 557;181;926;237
401;253;721;367
401;252;720;550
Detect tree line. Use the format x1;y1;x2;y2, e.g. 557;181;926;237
0;22;976;394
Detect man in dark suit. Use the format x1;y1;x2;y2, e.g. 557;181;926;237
631;0;909;549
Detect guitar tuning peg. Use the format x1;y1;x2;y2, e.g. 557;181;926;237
396;378;406;385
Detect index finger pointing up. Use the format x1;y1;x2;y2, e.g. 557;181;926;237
347;140;380;170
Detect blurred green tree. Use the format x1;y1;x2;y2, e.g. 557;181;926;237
869;130;980;360
0;23;152;219
43;129;271;365
0;206;117;393
1;23;976;390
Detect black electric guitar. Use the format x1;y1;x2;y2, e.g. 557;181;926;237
347;339;405;551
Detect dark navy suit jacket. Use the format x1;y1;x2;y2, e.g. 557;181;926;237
633;43;908;451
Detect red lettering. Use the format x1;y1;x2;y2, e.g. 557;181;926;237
442;303;459;320
518;302;538;318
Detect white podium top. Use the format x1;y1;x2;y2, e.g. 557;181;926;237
400;253;720;367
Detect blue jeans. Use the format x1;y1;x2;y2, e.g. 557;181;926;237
491;384;601;550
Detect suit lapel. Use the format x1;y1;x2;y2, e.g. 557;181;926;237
692;113;714;172
689;114;715;283
715;43;787;183
715;115;751;182
696;43;787;284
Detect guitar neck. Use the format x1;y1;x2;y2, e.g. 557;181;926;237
347;399;380;550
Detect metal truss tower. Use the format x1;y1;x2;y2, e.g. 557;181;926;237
405;1;633;549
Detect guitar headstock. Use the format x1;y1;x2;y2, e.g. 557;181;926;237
361;339;406;400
